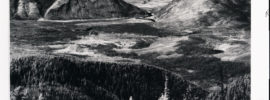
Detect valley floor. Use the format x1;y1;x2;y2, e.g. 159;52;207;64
10;18;250;99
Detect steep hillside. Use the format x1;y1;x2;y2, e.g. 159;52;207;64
156;0;213;26
156;0;250;27
10;0;150;20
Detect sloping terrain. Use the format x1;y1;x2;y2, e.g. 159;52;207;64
10;0;150;20
156;0;250;27
156;0;213;26
45;0;150;20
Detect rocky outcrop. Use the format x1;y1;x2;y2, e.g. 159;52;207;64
10;0;150;20
10;0;55;19
13;0;40;19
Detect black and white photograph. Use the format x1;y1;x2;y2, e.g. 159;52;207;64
6;0;258;100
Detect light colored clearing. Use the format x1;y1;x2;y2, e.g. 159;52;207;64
47;44;66;49
156;53;183;59
126;0;172;10
204;29;250;62
49;32;187;62
54;44;141;63
214;41;250;62
49;33;157;63
55;45;97;56
114;36;189;55
76;18;152;26
186;69;195;73
208;86;221;92
71;32;156;49
38;18;122;23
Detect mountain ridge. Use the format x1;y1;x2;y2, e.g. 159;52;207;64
10;0;150;20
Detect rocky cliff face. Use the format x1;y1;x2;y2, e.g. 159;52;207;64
10;0;150;20
11;0;40;19
10;0;56;19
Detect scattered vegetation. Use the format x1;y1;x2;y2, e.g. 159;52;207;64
130;39;153;49
207;74;250;100
176;36;223;55
150;56;249;81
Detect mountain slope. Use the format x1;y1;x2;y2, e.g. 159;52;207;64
10;0;150;20
156;0;250;27
156;0;213;26
45;0;150;20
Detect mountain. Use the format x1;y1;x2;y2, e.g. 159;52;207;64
45;0;151;20
10;0;150;20
156;0;250;27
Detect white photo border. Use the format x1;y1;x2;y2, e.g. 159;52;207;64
0;0;269;100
